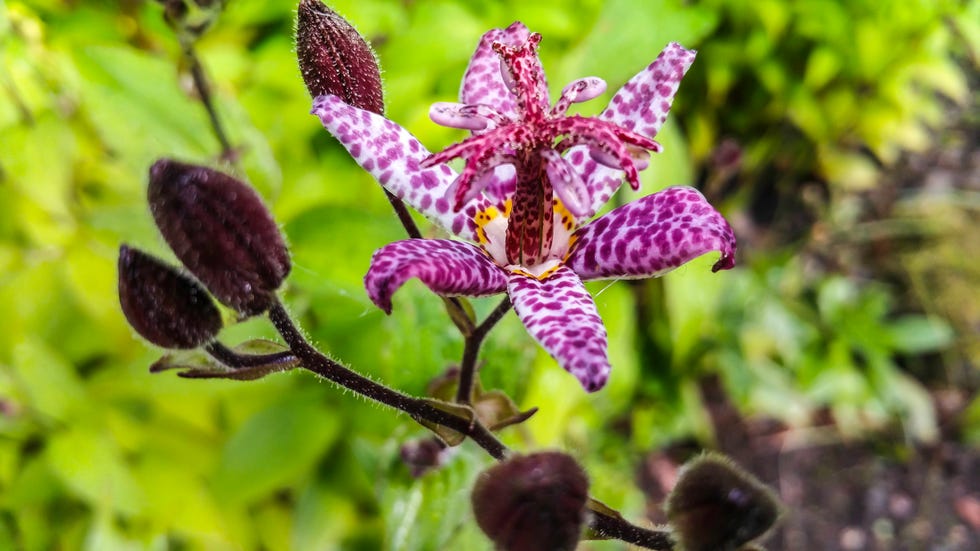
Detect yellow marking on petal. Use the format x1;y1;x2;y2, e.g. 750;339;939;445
508;259;562;281
552;197;576;231
509;265;561;281
473;204;501;245
565;233;579;255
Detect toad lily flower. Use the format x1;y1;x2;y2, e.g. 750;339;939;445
312;22;736;392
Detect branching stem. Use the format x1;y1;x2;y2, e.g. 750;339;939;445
456;297;512;403
265;298;674;549
267;299;507;459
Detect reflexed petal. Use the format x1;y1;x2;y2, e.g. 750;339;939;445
460;22;548;123
365;239;508;313
567;43;697;219
566;187;736;281
507;267;610;392
312;94;492;240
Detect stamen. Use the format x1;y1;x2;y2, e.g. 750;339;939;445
551;77;606;116
588;145;626;171
627;145;651;171
430;102;489;131
430;102;510;131
497;55;518;95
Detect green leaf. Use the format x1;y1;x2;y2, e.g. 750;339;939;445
804;46;841;90
211;394;341;504
564;0;719;88
885;316;954;355
45;428;144;517
12;338;87;423
382;448;487;551
72;45;217;169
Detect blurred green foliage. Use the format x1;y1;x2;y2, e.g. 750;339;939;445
0;0;975;549
677;0;976;191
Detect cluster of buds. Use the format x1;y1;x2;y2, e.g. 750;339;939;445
119;159;290;349
468;451;780;551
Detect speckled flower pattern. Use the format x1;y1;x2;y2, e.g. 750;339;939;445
508;266;610;392
365;238;508;314
566;42;697;220
567;187;737;280
312;21;736;392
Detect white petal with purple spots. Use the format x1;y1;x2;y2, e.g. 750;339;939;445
508;266;611;392
566;42;698;220
312;94;492;240
365;238;508;314
566;186;736;281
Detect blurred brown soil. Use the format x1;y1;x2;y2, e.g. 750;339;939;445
639;91;979;550
638;376;980;551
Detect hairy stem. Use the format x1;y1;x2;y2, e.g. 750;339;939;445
590;512;675;549
267;299;506;459
456;297;512;403
266;298;674;549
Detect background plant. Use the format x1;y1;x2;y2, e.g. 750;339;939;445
0;0;976;549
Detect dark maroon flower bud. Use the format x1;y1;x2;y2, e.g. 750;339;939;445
296;0;384;114
148;159;290;315
666;454;781;551
471;452;589;551
118;245;222;349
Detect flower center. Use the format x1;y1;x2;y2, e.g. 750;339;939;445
422;26;663;268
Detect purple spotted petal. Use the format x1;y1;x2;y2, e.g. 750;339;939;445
312;94;492;240
460;22;548;124
566;187;736;281
365;238;507;313
567;43;697;218
507;267;610;392
602;42;696;138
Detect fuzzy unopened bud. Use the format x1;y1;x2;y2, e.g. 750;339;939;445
471;452;588;551
296;0;384;114
666;454;780;551
148;159;290;315
118;245;222;349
